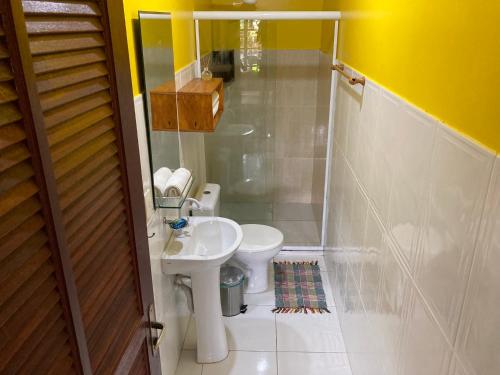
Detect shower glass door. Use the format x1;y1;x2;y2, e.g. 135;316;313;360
201;19;333;247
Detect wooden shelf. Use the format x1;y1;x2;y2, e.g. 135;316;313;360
150;81;177;131
177;78;224;132
149;78;224;132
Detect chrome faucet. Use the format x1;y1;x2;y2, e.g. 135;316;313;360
185;197;202;211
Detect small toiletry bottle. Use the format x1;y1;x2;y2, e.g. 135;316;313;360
201;66;213;81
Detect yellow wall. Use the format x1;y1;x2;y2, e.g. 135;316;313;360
325;0;500;152
123;0;195;96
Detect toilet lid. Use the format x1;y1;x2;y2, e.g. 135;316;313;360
239;224;284;252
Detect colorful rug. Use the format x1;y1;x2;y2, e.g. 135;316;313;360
272;261;330;314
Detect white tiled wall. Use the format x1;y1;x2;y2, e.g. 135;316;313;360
325;65;499;375
134;61;206;375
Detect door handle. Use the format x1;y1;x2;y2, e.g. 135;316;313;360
149;303;165;356
151;321;165;355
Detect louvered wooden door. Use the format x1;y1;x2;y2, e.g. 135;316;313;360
0;1;160;374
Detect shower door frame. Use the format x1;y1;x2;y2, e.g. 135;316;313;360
193;11;341;251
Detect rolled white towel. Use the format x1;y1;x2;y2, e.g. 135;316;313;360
212;91;219;105
212;98;219;117
153;167;173;197
166;168;191;197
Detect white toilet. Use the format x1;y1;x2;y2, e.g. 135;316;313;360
233;224;283;293
194;183;284;293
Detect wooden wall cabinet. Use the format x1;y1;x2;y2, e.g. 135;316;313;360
150;78;224;132
177;78;224;132
150;81;177;131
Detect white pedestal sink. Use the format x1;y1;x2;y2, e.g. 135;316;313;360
162;217;242;363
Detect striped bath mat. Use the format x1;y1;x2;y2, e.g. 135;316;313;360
273;261;330;314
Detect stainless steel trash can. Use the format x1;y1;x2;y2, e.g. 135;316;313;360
220;265;245;317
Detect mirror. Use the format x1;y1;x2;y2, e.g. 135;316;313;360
137;11;180;209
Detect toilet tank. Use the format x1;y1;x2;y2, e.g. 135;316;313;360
194;183;220;216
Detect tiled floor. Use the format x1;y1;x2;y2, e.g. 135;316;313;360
175;253;352;375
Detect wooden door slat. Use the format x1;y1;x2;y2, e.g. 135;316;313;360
0;179;39;217
82;250;130;332
60;156;118;209
0;61;13;81
29;32;105;55
0;161;35;194
4;317;64;374
1;301;62;371
2;275;56;332
33;47;106;75
47;104;112;143
0;82;18;104
0;123;26;151
0;214;45;265
0;250;53;305
20;321;69;374
68;191;123;249
53;133;116;179
51;124;114;162
23;1;101;17
37;62;108;94
0;44;9;59
45;93;112;131
76;227;128;292
26;17;103;34
96;316;142;375
40;77;110;111
48;349;74;375
64;171;121;226
0;142;31;173
0;103;23;127
74;214;126;276
67;198;124;253
92;296;139;374
87;279;136;362
65;185;123;243
0;197;41;239
80;239;129;312
56;143;117;195
0;263;53;327
0;229;47;279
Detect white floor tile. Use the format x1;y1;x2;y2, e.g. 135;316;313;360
225;306;276;351
202;351;277;375
244;285;275;306
276;310;346;352
175;350;202;375
184;306;277;352
277;352;352;375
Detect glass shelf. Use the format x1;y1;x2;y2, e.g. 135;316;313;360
154;174;194;209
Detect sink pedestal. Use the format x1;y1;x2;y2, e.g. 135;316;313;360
191;266;228;363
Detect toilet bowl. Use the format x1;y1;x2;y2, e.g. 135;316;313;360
192;183;284;293
233;224;283;293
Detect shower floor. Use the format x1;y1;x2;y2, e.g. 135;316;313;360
220;202;322;247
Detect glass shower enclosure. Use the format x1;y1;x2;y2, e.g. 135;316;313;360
196;13;337;247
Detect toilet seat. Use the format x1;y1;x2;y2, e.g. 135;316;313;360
238;224;284;252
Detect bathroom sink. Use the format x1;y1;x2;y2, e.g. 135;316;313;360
161;216;242;364
162;216;242;275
